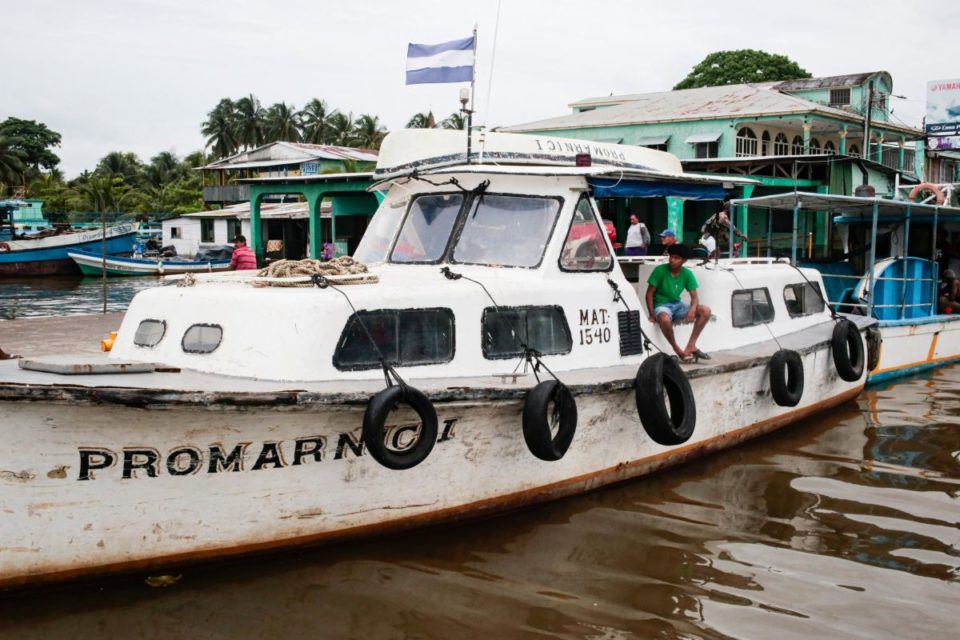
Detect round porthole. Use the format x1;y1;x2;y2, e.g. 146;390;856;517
134;319;166;347
182;323;223;354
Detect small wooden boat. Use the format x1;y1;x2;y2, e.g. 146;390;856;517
67;248;232;277
0;130;873;589
0;223;138;277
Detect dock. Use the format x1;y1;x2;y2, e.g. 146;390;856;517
0;313;122;357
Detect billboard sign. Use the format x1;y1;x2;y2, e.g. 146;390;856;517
927;135;960;151
926;78;960;135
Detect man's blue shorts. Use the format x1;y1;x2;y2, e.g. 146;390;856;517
654;301;690;323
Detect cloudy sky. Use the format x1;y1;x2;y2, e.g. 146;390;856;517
4;0;958;177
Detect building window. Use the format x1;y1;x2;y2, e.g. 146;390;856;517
333;308;455;370
732;289;775;328
761;130;771;156
227;219;242;242
695;141;718;159
829;88;851;106
773;133;790;155
810;138;822;154
848;144;860;157
559;195;613;272
783;283;825;317
201;219;215;243
824;140;836;154
791;136;804;155
481;306;572;359
735;127;758;157
170;226;182;239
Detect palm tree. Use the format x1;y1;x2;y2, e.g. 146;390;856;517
0;135;27;193
144;151;185;188
95;151;143;185
352;114;388;149
299;98;335;144
265;102;301;143
201;98;239;159
406;111;435;128
441;112;467;130
234;94;265;150
327;112;356;146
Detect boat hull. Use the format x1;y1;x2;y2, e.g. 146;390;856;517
0;225;138;277
0;342;863;589
868;314;960;383
68;249;232;277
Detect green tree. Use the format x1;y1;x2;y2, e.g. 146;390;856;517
144;151;186;188
406;111;435;128
95;151;143;185
673;49;811;90
441;112;466;130
234;94;265;150
0;134;28;191
352;114;387;149
201;98;239;159
299;98;335;144
328;112;356;146
0;118;61;171
265;102;301;143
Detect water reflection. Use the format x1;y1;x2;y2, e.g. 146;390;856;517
0;370;957;638
0;276;162;318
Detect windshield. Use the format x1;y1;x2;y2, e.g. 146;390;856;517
453;195;561;268
353;201;405;264
391;193;464;263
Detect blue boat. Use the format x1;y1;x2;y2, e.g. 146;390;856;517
0;223;138;277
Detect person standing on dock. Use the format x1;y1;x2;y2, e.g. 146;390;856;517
624;214;650;256
230;235;258;271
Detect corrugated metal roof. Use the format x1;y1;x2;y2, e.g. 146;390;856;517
202;141;377;170
506;81;920;137
773;72;889;91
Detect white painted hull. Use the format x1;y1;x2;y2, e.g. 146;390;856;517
869;315;960;382
0;341;862;589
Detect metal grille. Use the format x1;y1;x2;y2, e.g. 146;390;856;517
618;310;644;356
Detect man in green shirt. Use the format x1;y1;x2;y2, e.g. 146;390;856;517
645;244;712;362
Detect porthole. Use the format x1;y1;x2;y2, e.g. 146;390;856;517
134;319;166;347
182;323;223;354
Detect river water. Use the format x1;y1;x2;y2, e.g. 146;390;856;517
0;276;162;319
0;280;957;638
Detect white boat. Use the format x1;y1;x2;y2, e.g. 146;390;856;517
0;130;873;589
67;248;233;277
734;191;960;383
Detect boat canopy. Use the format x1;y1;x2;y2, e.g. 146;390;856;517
588;177;727;200
732;191;960;223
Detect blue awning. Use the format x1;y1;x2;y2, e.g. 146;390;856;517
588;178;728;200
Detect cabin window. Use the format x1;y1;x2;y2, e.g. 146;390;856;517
354;199;408;263
133;319;166;347
783;282;825;317
830;88;851;106
182;323;223;354
227;219;242;242
482;306;572;359
201;219;215;243
453;194;561;268
170;226;182;239
391;193;464;263
334;308;455;370
559;195;613;272
731;288;775;327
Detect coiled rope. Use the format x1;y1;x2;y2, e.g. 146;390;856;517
254;257;374;287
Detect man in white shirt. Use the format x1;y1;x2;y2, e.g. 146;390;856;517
624;214;651;256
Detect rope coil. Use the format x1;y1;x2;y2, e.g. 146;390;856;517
253;257;376;287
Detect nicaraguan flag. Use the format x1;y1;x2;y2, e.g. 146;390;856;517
406;36;475;85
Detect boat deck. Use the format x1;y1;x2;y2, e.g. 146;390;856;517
0;315;875;406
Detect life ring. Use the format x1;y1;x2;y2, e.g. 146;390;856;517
832;319;865;382
522;380;577;461
865;325;882;372
769;349;804;407
0;242;10;252
634;353;696;445
908;182;945;205
362;385;438;470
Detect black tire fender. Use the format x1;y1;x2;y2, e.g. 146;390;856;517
832;319;865;382
865;325;882;372
362;385;438;470
635;353;696;446
769;349;804;407
522;380;577;461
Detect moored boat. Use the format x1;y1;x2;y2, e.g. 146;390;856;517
67;248;232;277
0;130;873;589
0;223;138;276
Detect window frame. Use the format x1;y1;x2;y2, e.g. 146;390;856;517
480;305;573;360
731;288;775;328
450;192;563;269
332;307;456;371
200;219;215;244
694;141;719;159
181;323;224;354
829;88;851;106
133;319;166;347
389;191;466;265
558;193;615;274
783;282;826;318
773;133;790;156
735;127;758;157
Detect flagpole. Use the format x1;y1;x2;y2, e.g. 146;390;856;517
466;24;477;164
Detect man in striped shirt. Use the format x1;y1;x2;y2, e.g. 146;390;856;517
230;235;258;270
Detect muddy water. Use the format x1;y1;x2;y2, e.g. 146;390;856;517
0;276;162;319
1;371;957;638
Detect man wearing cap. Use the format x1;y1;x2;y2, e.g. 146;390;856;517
645;244;712;362
659;229;678;255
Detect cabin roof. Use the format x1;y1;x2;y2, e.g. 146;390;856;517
734;192;960;218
